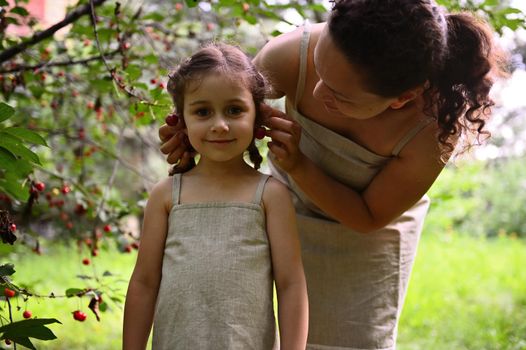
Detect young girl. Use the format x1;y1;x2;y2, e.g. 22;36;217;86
123;43;308;350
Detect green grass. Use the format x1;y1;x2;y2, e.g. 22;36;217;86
1;244;136;350
2;234;525;349
398;233;526;350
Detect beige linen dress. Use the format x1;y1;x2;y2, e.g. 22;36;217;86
152;173;277;349
267;22;432;350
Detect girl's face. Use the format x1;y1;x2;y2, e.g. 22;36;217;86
183;72;256;164
313;26;399;120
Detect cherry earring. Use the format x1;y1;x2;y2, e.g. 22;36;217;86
254;126;266;140
165;113;179;126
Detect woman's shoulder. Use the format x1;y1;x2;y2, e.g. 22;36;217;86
254;22;326;97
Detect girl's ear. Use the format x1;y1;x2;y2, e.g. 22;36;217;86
389;86;424;110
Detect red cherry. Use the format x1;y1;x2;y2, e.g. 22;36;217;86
35;182;45;191
23;310;32;319
9;223;16;232
91;249;99;257
66;222;74;230
61;185;71;194
175;3;183;11
4;288;15;298
254;127;266;140
150;78;157;84
123;245;132;253
5;339;11;345
131;242;140;250
82;258;91;265
72;310;87;321
103;224;111;233
165;114;179;126
74;204;87;216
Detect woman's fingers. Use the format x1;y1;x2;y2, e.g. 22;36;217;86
159;124;177;143
160;132;183;155
260;104;291;127
267;141;289;160
166;144;187;165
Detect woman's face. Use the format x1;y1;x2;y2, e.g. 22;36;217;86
313;26;398;120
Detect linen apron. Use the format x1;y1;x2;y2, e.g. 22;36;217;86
152;173;277;349
267;22;431;350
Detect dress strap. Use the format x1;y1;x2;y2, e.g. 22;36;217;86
391;118;434;156
294;20;311;110
252;174;271;204
171;173;182;205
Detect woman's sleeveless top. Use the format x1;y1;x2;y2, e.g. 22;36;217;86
268;22;431;350
152;173;277;349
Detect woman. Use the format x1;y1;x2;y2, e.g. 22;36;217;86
159;0;506;348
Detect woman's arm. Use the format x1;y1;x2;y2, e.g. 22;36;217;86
263;178;308;350
267;112;448;233
123;179;171;350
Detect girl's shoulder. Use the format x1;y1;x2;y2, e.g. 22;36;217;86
261;176;291;207
149;177;174;213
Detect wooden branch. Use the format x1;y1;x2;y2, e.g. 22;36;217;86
0;49;120;74
0;0;107;64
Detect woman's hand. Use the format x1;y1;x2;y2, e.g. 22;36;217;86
159;114;194;167
261;104;305;174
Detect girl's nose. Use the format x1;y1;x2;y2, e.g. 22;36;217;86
211;116;229;132
313;80;334;102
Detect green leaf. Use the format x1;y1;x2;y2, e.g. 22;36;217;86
65;288;84;297
0;146;17;169
143;54;159;65
0;179;29;201
184;0;198;8
0;134;41;165
125;65;142;81
0;319;61;345
0;263;16;277
0;0;9;6
3;128;48;147
0;102;15;123
4;336;36;349
10;6;30;16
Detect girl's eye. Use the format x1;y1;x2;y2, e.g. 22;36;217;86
195;108;210;117
227;106;243;115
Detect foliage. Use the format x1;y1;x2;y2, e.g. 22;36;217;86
426;156;526;238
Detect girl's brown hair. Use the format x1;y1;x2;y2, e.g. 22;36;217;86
167;42;267;173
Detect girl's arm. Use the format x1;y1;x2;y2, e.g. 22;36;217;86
123;179;171;350
263;178;308;350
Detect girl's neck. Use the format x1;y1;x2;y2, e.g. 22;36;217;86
190;156;255;178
